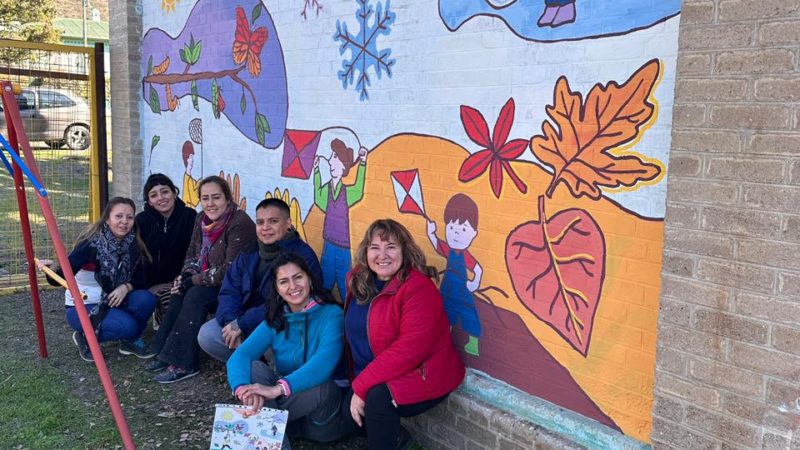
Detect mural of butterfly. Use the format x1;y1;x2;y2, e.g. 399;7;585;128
232;6;268;77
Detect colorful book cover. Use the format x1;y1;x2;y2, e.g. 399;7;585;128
209;403;289;450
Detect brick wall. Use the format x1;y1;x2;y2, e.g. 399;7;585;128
653;0;800;448
108;0;142;201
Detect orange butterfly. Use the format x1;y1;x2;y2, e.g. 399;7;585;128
232;6;268;77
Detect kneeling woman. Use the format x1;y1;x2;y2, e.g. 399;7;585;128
228;253;343;446
343;219;465;449
38;197;157;362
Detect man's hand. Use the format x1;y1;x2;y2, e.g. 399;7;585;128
222;322;243;349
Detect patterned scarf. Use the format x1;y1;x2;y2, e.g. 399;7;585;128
90;224;135;294
199;202;237;271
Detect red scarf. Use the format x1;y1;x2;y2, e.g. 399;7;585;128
199;203;236;271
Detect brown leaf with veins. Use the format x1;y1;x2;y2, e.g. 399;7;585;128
531;59;663;200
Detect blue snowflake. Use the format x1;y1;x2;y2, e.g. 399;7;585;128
334;0;396;101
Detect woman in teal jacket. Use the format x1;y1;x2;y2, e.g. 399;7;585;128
227;252;344;445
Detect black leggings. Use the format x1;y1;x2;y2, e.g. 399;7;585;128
341;384;448;450
149;285;219;370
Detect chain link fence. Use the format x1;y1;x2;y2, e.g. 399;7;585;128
0;40;104;291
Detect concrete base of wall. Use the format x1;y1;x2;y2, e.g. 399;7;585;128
404;371;649;450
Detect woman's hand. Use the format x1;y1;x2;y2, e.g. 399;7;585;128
170;275;182;295
236;383;283;402
36;259;54;271
108;283;131;307
240;392;265;418
235;383;283;417
350;393;366;427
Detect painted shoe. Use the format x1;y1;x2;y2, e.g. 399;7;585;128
537;5;559;26
464;336;480;356
72;331;94;363
119;338;156;359
551;2;576;27
154;366;199;384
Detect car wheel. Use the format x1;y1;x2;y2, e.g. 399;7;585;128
46;140;64;149
65;124;90;150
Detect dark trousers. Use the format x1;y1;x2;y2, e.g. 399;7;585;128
149;285;219;371
341;384;448;450
251;361;344;445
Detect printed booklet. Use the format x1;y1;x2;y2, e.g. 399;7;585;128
209;403;288;450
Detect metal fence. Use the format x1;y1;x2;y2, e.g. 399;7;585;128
0;40;106;291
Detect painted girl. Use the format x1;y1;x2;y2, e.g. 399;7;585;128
312;138;367;301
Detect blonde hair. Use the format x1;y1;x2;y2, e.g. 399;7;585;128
348;218;437;303
75;197;151;262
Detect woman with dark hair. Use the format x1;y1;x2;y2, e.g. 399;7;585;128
135;173;197;330
227;252;343;446
342;219;465;449
37;197;158;362
148;175;256;383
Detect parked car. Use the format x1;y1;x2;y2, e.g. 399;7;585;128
0;88;91;150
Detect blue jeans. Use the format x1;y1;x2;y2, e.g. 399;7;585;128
65;289;157;342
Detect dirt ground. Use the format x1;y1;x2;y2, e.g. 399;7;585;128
0;289;371;449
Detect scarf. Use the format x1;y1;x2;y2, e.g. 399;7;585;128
199;202;236;271
90;224;135;294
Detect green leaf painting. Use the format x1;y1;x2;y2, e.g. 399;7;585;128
191;80;199;111
148;85;161;114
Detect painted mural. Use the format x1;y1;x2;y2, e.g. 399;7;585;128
141;0;679;443
439;0;681;42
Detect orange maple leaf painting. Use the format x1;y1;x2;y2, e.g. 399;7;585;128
531;59;663;200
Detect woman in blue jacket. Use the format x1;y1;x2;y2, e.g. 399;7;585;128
227;252;343;445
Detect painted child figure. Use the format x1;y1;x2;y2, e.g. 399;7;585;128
426;193;483;356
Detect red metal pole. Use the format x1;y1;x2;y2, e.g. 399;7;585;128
0;82;136;450
4;102;48;358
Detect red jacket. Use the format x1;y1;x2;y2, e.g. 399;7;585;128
344;268;465;405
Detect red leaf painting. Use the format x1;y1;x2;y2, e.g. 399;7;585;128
458;98;528;198
505;195;605;355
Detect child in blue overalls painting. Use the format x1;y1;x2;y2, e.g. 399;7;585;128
426;193;483;356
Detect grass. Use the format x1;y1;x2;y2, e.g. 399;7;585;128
0;290;428;449
0;350;118;449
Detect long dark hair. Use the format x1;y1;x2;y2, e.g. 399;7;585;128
265;253;335;332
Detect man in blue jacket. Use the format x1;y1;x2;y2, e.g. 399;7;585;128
198;198;322;363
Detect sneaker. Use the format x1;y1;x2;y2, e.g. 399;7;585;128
72;331;94;362
154;365;199;384
146;358;168;372
119;338;156;359
397;426;413;450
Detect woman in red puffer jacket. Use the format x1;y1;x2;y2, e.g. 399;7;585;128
342;218;465;450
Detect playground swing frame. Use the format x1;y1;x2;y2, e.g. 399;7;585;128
0;80;137;450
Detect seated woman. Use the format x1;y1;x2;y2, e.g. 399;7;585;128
135;173;197;330
228;253;343;447
38;197;158;362
148;175;256;383
342;219;465;450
